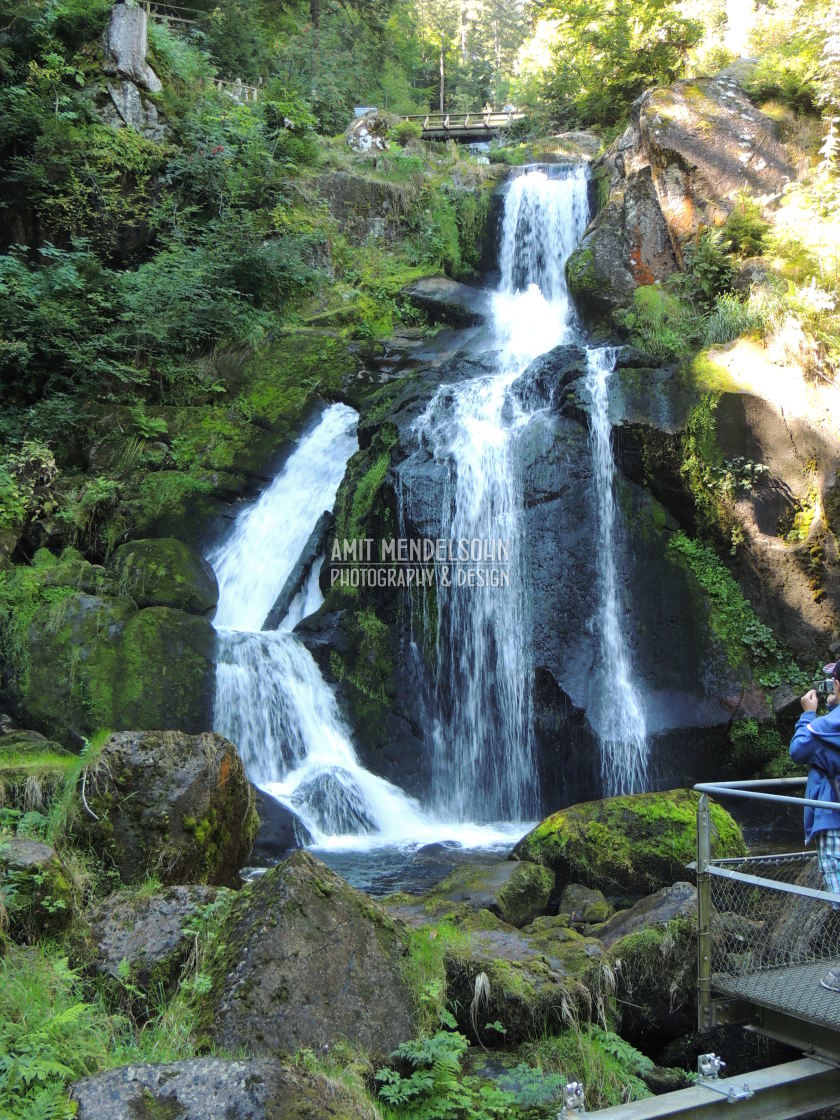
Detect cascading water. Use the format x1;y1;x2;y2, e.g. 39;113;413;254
584;350;649;795
209;403;521;850
410;166;590;822
211;404;429;846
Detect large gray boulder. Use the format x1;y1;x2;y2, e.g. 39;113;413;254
70;1059;370;1120
78;884;223;1001
103;2;161;92
567;75;795;325
79;730;256;887
403;276;490;327
207;851;415;1058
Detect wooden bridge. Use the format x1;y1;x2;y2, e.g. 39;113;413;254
401;110;526;141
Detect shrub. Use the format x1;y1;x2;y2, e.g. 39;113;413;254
389;119;423;146
617;285;700;360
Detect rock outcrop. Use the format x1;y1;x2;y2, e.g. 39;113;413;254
0;728;74;813
70;1059;370;1120
103;3;161;93
567;75;795;325
403;276;490;327
79;730;256;887
207;850;415;1058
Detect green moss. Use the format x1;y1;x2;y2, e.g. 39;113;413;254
566;247;597;298
667;532;803;688
728;718;796;778
517;790;745;895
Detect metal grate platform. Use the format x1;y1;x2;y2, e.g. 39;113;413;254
714;960;840;1031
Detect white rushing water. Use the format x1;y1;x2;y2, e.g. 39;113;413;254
210;402;521;850
209;163;648;852
584;348;649;794
412;166;590;821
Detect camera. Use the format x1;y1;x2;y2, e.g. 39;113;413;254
816;679;835;697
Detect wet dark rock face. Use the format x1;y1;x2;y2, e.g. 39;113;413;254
304;341;749;815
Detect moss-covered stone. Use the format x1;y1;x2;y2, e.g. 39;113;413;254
0;837;73;940
109;537;218;615
443;923;612;1044
80;730;256;887
558;883;612;928
20;592;215;743
205;851;416;1058
0;729;75;813
425;860;554;929
512;789;745;896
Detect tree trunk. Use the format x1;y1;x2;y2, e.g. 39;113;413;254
439;41;445;113
310;0;320;28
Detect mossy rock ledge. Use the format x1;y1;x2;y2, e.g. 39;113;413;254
79;730;257;887
511;790;745;896
108;537;218;615
205;850;416;1059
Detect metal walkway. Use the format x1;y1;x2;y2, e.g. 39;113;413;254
569;780;840;1119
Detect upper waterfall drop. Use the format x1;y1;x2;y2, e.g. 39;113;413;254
410;165;591;823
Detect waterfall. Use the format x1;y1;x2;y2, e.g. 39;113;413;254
209;402;520;849
210;404;427;846
410;167;590;822
584;348;649;794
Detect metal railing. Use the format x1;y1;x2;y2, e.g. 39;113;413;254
695;780;840;1051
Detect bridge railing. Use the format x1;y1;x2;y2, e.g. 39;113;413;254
400;111;524;132
695;781;840;1039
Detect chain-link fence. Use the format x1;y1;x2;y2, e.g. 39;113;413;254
696;782;840;1033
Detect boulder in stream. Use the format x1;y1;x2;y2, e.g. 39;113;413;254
512;790;745;896
206;850;415;1058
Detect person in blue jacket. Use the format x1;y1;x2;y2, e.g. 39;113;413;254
789;657;840;990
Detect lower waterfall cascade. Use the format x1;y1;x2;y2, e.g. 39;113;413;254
207;162;650;854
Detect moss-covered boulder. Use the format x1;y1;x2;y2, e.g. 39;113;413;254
71;1058;373;1120
423;860;554;928
21;592;216;743
206;850;415;1058
0;838;73;940
558;883;612;928
606;892;697;1051
76;884;225;1007
443;921;611;1045
79;730;256;887
512;790;745;896
109;537;218;615
0;729;75;813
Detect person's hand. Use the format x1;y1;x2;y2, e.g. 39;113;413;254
801;690;819;713
828;692;839;709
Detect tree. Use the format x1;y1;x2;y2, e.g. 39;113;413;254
416;0;462;110
540;0;703;126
